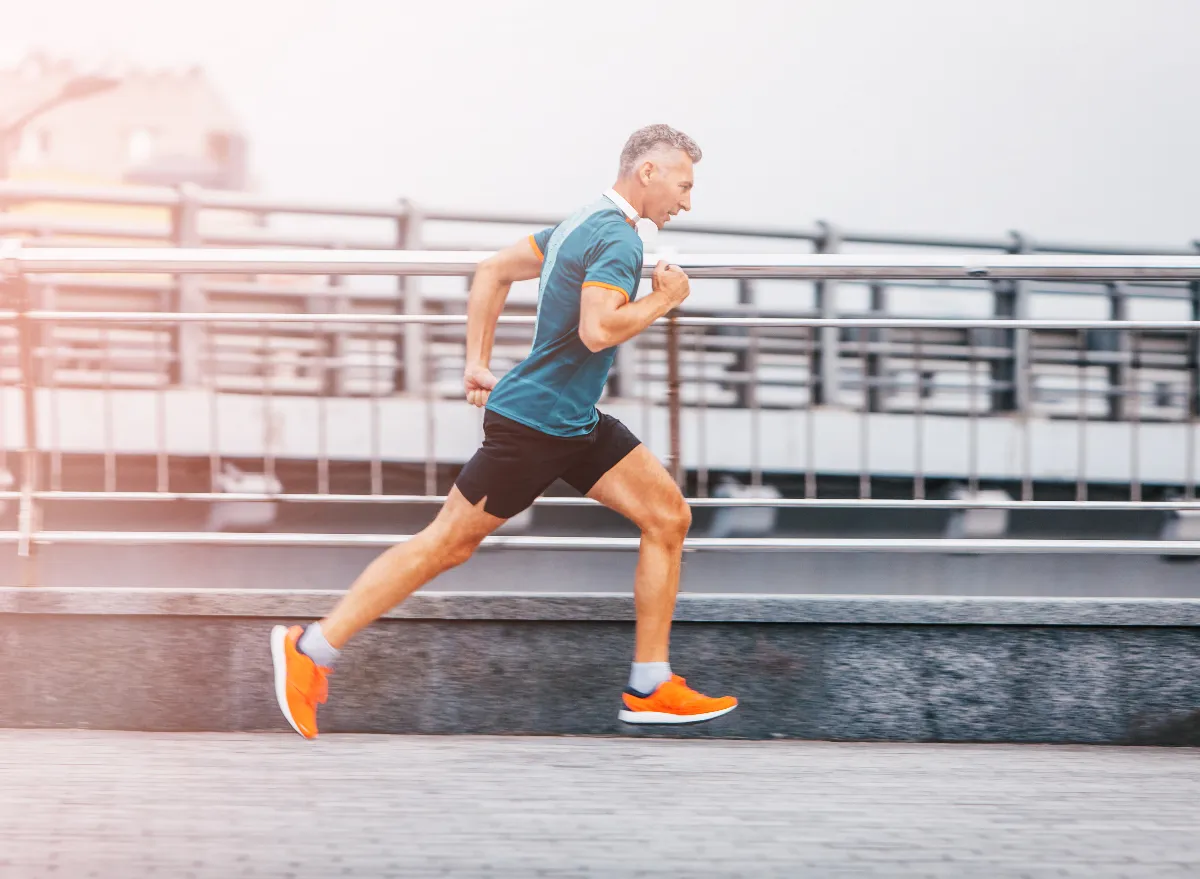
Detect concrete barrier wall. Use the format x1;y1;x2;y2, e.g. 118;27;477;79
2;588;1198;745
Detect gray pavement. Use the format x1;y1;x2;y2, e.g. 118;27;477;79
1;732;1198;878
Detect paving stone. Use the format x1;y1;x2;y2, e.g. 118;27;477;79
0;732;1197;877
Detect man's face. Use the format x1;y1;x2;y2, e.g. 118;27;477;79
639;149;694;229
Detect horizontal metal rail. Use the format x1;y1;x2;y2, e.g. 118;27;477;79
19;272;1200;304
14;491;1200;512
8;247;1200;279
0;181;412;218
0;531;1197;554
6;310;1200;331
3;181;1197;255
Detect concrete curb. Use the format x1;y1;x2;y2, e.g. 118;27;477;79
3;588;1199;744
3;587;1200;626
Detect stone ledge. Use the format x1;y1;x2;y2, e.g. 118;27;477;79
2;587;1200;626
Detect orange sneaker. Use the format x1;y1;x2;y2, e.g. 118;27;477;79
618;674;738;725
270;625;331;739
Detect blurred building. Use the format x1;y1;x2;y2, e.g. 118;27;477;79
0;51;247;189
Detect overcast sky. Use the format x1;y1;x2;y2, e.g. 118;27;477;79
5;0;1199;248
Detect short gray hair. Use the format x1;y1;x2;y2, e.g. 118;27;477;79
618;124;702;177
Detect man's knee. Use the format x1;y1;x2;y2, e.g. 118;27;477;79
408;519;483;572
642;496;692;544
425;489;499;569
440;531;482;569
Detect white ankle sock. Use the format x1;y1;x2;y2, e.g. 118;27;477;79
297;622;340;668
629;662;672;695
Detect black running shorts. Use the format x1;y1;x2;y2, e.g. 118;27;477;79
454;409;642;519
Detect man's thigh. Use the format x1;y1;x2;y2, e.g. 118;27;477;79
429;485;508;545
579;443;686;530
560;411;642;497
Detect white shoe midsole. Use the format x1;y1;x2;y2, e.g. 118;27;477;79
270;625;304;737
618;704;737;725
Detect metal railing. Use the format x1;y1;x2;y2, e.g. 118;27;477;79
4;181;1198;452
1;244;1199;582
4;180;1197;254
12;247;1200;277
5;180;1199;403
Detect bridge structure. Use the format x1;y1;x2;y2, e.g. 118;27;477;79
2;183;1200;746
0;181;1198;545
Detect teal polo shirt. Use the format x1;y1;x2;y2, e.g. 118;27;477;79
486;194;644;437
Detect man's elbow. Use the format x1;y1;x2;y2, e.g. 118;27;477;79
477;242;540;285
579;325;612;353
474;255;502;283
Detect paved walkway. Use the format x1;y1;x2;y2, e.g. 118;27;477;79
2;731;1198;878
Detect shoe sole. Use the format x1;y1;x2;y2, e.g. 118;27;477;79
618;704;738;725
270;625;306;738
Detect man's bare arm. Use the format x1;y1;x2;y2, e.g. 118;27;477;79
462;237;543;407
465;237;544;369
577;261;690;353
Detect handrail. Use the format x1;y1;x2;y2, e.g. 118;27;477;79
8;310;1200;331
2;180;1197;255
0;531;1197;554
7;246;1200;279
15;491;1200;511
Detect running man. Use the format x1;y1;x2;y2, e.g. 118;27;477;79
271;124;738;738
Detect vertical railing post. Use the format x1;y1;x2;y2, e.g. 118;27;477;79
990;231;1035;498
731;278;754;409
1186;263;1199;500
1013;232;1034;500
666;313;683;488
10;272;40;585
990;231;1031;414
170;182;205;387
812;221;841;406
989;276;1017;413
396;200;425;396
1188;248;1199;421
746;282;762;488
1012;234;1033;417
315;245;351;397
332;261;350;396
611;240;642;402
1106;282;1130;422
865;282;887;412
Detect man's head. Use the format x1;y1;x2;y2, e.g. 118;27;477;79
616;124;701;229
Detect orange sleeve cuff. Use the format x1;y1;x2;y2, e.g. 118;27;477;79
528;234;544;261
582;281;631;303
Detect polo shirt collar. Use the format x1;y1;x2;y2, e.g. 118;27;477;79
604;188;640;225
